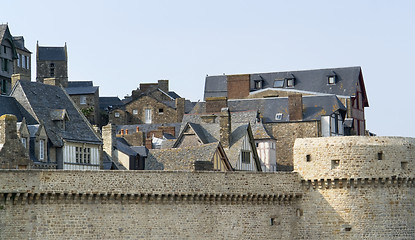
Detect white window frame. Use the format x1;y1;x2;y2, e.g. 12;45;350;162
145;108;152;124
17;54;20;67
39;139;45;160
133;109;138;115
80;95;87;105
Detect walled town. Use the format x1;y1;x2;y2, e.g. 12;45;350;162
1;23;415;239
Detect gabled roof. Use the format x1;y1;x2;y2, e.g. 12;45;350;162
65;81;98;95
0;24;17;59
204;66;367;102
146;142;232;171
12;81;102;147
37;46;66;61
12;36;31;53
0;95;38;125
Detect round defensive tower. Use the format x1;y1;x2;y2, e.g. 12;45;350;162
294;136;415;239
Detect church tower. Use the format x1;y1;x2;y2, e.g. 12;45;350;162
36;42;68;87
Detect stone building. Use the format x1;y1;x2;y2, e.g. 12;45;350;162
36;42;68;87
0;24;18;95
204;66;368;136
65;81;100;125
12;36;31;81
1;136;414;239
10;81;103;170
107;80;194;125
175;108;262;171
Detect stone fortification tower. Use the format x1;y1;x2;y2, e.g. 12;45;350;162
294;136;415;239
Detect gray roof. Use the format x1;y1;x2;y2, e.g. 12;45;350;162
67;81;93;88
0;95;38;124
228;95;346;123
38;46;66;61
146;142;223;171
204;66;365;100
167;91;181;99
99;97;124;110
12;36;31;53
12;81;102;147
116;138;139;156
65;86;98;95
0;24;17;58
130;146;148;157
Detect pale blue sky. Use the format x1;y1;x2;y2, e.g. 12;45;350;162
2;1;414;137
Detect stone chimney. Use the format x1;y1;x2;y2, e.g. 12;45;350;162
158;80;169;93
11;74;30;89
0;114;31;169
219;108;231;148
43;78;60;86
288;94;303;121
102;124;116;159
206;97;227;113
176;98;185;122
145;137;152;149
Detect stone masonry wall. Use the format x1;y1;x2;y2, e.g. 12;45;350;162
294;136;415;239
265;121;319;171
0;170;302;240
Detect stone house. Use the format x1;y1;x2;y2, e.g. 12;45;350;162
108;80;194;125
146;142;233;171
175;108;262;172
189;94;347;171
36;42;68;87
12;36;31;80
10;81;103;170
0;24;18;95
204;66;368;136
65;81;100;125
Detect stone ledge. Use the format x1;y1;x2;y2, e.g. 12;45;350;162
301;177;415;189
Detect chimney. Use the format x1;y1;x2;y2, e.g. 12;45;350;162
227;74;250;99
158;80;169;93
206;97;227;113
288;94;303;121
43;78;60;86
219;108;231;148
0;114;18;144
102;124;116;159
176;98;185;122
11;74;30;88
145;137;152;149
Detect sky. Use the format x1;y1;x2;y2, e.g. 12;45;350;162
2;1;414;137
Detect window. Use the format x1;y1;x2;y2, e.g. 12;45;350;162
22;55;26;69
114;112;120;118
21;138;27;148
49;63;55;77
254;80;262;89
1;58;8;72
273;80;284;88
39;140;45;160
378;151;383;160
287;78;295;87
275;113;283;120
3;46;6;54
145;109;152;124
133;109;138;115
25;56;29;69
158;108;164;114
80;96;87;105
401;161;408;170
306;154;311;162
1;79;6;94
241;150;251;164
17;54;20;67
76;147;91;164
328;76;336;84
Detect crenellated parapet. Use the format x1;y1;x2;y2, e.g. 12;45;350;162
301;177;415;189
294;136;415;181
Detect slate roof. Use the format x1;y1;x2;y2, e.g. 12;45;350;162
204;66;365;100
167;91;181;99
130;146;148;157
228;95;346;123
0;95;38;124
38;46;66;61
65;81;98;95
0;24;17;58
146;142;226;171
12;81;102;147
0;24;8;43
99;97;124;110
116;138;139;156
12;36;31;53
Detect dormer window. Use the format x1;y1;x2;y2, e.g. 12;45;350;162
275;113;283;120
254;80;262;89
287;78;295;87
328;75;336;85
273;79;284;88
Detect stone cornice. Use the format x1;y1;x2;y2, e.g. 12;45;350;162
301;177;415;189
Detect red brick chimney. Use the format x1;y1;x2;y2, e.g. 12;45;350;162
288;94;303;121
